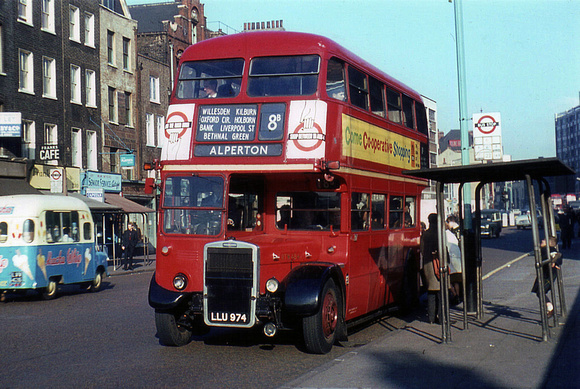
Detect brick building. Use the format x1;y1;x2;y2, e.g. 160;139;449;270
0;0;102;188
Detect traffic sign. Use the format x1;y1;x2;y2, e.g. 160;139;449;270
50;168;64;193
473;112;502;161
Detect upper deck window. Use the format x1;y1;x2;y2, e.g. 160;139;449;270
348;67;368;110
176;59;244;99
326;57;346;101
415;101;428;135
369;76;385;117
248;55;319;97
402;95;415;129
386;87;402;124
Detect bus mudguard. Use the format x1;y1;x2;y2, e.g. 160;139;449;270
148;274;191;311
282;263;345;317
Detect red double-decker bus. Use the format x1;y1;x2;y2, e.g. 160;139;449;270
147;31;429;354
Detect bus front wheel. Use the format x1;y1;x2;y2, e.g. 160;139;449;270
155;310;192;347
42;278;58;300
302;279;340;354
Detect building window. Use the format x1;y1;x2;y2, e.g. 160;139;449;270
70;64;81;104
18;49;33;93
69;5;80;42
44;123;57;145
107;30;115;65
71;128;82;167
18;0;32;25
84;12;95;47
86;130;97;170
126;92;132;126
118;91;132;126
122;37;130;71
150;76;160;103
85;69;96;107
146;113;155;146
42;56;56;99
22;120;36;159
157;115;165;148
108;87;117;123
41;0;55;33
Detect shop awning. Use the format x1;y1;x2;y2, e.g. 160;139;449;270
0;178;42;195
104;193;155;213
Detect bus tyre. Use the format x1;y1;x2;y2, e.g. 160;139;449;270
155;310;192;347
42;278;58;300
302;279;339;354
90;270;103;293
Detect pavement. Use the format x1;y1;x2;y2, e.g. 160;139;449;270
281;242;580;389
109;245;580;389
106;255;156;277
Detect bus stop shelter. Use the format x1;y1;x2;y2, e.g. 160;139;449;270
404;157;576;343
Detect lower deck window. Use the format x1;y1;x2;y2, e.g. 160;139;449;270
276;191;340;231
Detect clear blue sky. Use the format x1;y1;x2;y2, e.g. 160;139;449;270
126;0;580;161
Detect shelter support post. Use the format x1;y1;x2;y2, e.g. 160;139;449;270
474;182;485;319
526;174;550;341
539;178;567;319
458;183;468;329
436;181;451;343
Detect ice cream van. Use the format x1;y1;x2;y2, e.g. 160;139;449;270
0;194;109;300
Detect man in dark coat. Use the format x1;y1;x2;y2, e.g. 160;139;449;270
421;213;441;324
122;223;139;270
558;206;574;249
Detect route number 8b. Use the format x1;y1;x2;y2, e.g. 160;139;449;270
268;114;282;131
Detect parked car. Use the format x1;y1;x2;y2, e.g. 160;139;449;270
516;209;544;230
476;209;502;238
515;213;532;229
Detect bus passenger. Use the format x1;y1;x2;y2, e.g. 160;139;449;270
203;80;218;98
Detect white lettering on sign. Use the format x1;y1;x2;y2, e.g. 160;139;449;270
40;148;60;160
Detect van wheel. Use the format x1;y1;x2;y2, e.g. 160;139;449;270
155;310;192;347
90;270;103;293
42;278;58;300
302;279;339;354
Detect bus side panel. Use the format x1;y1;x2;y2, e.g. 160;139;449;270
0;243;98;290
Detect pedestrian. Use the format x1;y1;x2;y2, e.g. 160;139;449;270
558;206;574;249
421;213;441;324
531;236;562;317
446;215;462;305
121;222;139;270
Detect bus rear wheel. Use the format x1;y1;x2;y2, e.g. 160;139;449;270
155;310;192;347
42;278;58;300
302;279;339;354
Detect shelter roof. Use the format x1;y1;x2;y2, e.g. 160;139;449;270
404;158;575;184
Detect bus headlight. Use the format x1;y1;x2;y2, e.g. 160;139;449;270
266;278;279;293
173;274;188;290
